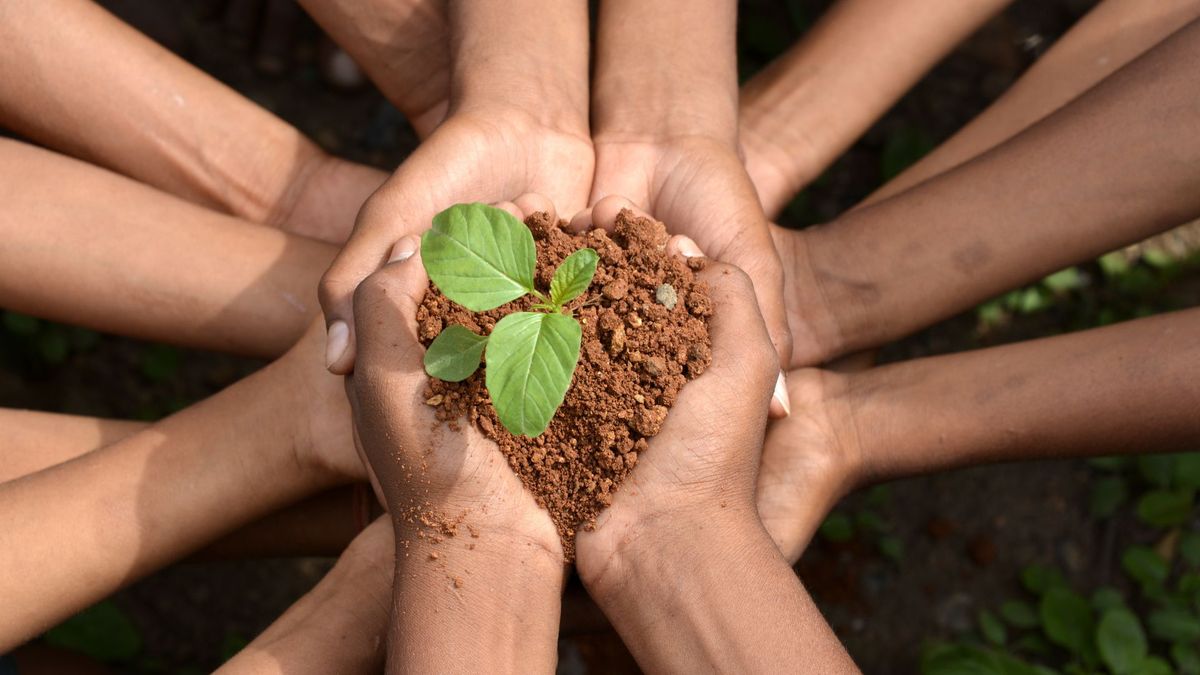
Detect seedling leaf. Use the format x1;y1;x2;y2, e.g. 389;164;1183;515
549;248;599;307
421;203;536;311
485;312;581;437
1136;489;1194;527
424;325;488;382
1147;608;1200;643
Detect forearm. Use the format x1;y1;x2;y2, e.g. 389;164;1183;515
589;509;857;673
798;19;1200;359
0;409;144;481
592;0;737;142
847;308;1200;483
0;0;382;241
740;0;1010;214
0;139;331;358
864;0;1200;206
446;0;588;134
389;528;562;674
0;361;337;649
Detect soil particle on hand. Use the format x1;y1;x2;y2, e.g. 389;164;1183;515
416;209;712;560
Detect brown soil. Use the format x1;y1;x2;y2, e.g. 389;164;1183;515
415;209;713;559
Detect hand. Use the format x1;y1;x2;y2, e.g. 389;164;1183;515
575;238;780;587
297;0;449;138
756;368;864;563
275;319;365;483
342;231;561;558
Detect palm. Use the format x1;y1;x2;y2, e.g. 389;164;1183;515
590;137;790;361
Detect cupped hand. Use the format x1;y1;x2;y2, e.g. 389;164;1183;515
580;138;794;378
342;228;562;558
756;367;865;564
320;110;593;374
575;237;780;587
272;318;365;483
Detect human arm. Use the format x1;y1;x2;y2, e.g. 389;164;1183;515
0;139;332;358
345;227;563;673
775;17;1200;367
320;0;592;373
863;0;1200;205
575;240;856;672
758;307;1200;562
740;0;1012;217
0;324;362;651
586;0;793;369
0;0;384;242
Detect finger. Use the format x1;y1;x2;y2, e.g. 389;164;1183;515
567;206;594;233
672;236;787;417
513;193;556;223
349;234;427;373
589;194;651;232
719;232;795;376
691;255;779;405
491;200;524;221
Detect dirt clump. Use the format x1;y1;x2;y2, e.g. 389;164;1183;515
416;209;713;559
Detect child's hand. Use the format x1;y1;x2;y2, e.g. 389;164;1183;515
343;231;562;561
575;236;780;589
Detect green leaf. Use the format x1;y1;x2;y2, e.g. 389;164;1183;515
1174;454;1200;490
1137;489;1194;527
1090;476;1128;519
819;512;854;543
1139;456;1175;488
980;610;1008;646
45;600;142;663
1022;564;1067;596
1001;600;1041;629
1148;608;1200;642
920;644;1044;675
549;248;599;307
1089;456;1128;471
1040;587;1094;656
1141;656;1174;675
881;126;934;181
1092;587;1127;613
1043;267;1085;293
420;202;536;311
1123;546;1169;589
423;325;487;382
485;312;581;437
1099;251;1131;277
37;326;70;364
1181;533;1200;568
1096;608;1147;675
1174;642;1200;675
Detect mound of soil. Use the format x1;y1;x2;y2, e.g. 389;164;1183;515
416;209;713;559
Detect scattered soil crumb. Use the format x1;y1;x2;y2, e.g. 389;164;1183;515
417;209;713;560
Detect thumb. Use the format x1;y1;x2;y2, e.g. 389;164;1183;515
349;234;428;375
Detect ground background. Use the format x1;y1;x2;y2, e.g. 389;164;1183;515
2;0;1198;673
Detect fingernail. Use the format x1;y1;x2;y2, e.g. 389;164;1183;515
326;320;349;369
676;236;704;258
773;370;791;417
388;235;419;263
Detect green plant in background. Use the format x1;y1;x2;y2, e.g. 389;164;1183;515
818;486;904;563
922;450;1200;675
420;202;598;437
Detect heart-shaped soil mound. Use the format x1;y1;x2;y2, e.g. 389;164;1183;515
417;209;713;559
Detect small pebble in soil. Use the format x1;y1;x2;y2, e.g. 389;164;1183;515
655;283;677;309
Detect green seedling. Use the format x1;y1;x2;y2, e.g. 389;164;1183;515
420;202;598;437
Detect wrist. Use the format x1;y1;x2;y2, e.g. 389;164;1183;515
773;226;853;366
578;504;761;601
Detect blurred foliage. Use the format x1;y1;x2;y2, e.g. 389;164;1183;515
923;449;1200;674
